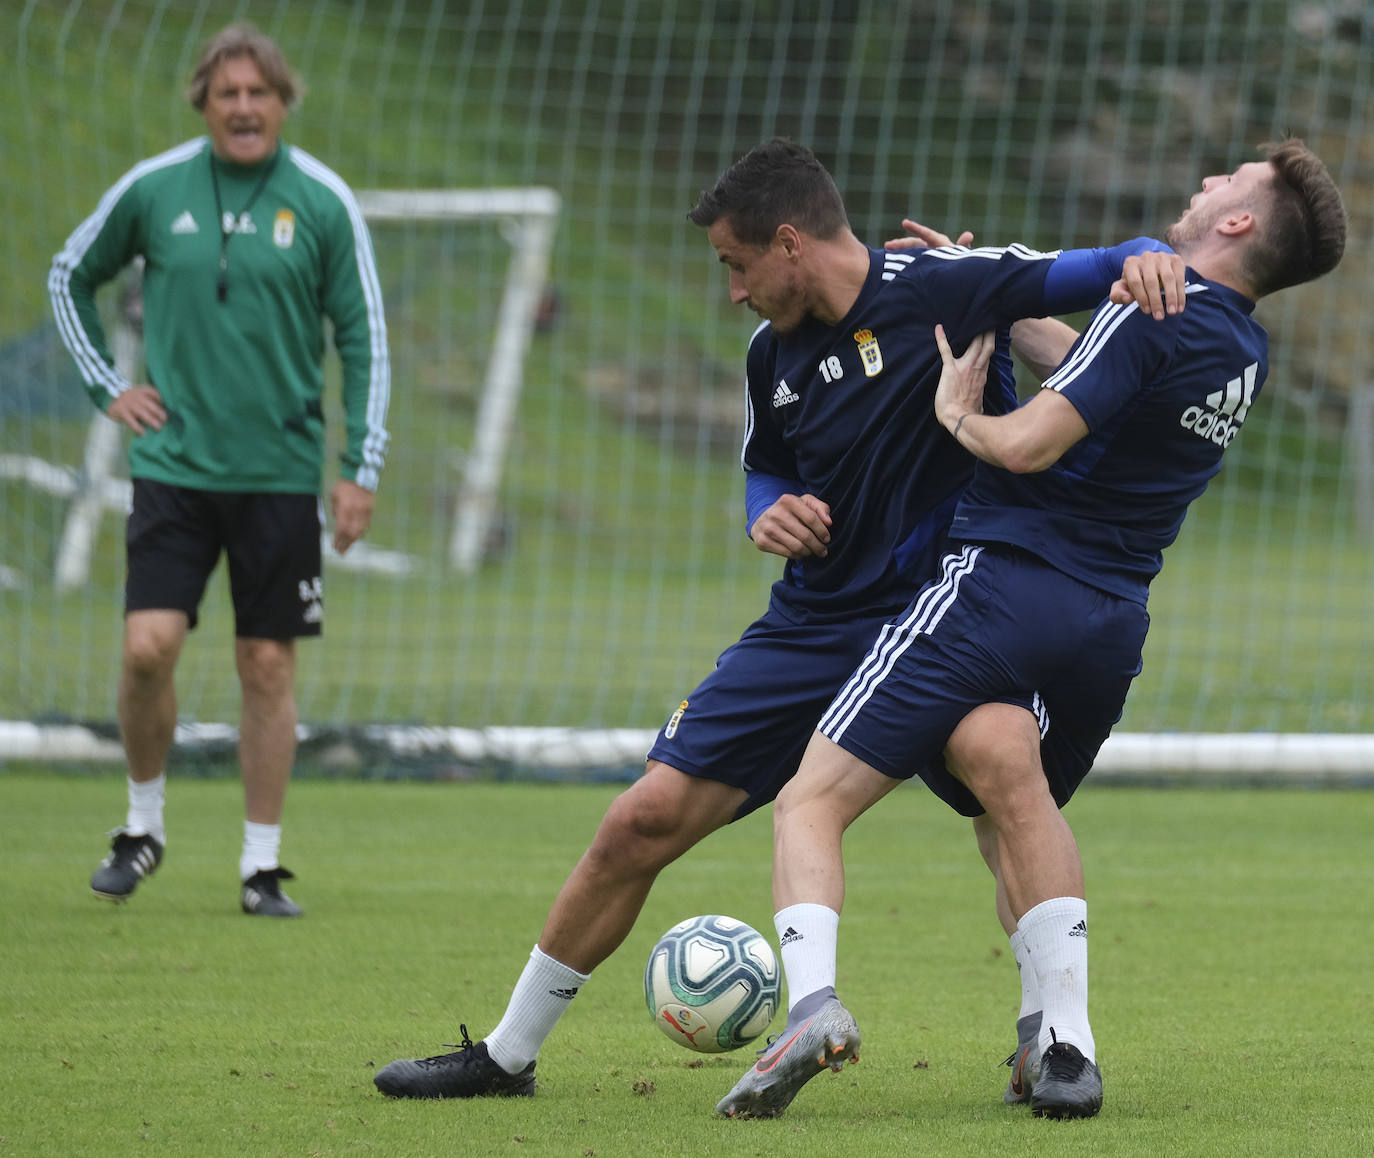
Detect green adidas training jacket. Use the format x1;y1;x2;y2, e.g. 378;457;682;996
50;136;390;494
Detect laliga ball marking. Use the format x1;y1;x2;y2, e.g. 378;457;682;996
644;914;781;1053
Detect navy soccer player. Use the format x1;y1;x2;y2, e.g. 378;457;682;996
717;139;1346;1122
372;138;1181;1099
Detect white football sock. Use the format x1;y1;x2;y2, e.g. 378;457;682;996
485;945;591;1073
125;773;166;844
239;821;282;880
1018;896;1095;1062
774;903;839;1012
1009;927;1040;1020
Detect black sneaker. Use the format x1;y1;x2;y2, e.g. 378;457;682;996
1030;1039;1103;1119
91;830;164;901
374;1026;537;1099
240;867;303;918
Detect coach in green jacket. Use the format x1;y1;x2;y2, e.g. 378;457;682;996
49;22;391;917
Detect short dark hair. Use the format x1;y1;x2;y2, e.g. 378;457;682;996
187;23;302;111
1245;138;1346;296
687;137;850;247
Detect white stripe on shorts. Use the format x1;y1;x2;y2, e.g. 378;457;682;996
821;545;983;742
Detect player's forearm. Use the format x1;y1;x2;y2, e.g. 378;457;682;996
1041;238;1174;312
941;411;1034;473
327;228;392;489
335;335;391;491
1009;318;1079;383
49;268;128;407
940;392;1089;475
745;470;801;537
338;414;390;492
934;328;1087;472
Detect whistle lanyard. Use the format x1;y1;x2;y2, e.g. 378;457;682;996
209;148;280;303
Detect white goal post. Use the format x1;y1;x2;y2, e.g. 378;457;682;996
27;187;559;588
354;187;560;571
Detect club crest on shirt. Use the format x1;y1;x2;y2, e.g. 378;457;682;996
273;209;296;249
854;328;883;377
664;699;689;738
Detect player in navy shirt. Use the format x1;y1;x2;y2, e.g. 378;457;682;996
738;240;1145;622
720;139;1347;1122
946;281;1267;601
373;138;1183;1100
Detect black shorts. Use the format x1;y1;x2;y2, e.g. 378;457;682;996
125;479;323;638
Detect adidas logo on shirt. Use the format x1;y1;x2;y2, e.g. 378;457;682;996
1068;919;1087;938
170;210;199;234
772;379;800;408
1179;362;1257;447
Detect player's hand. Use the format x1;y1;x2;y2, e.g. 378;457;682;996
330;478;375;554
884;219;974;252
933;325;995;435
750;493;832;560
1109;251;1186;320
106;385;167;435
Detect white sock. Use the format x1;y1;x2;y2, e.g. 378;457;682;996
1009;927;1040;1020
240;821;282;880
485;945;591;1073
1018;896;1095;1062
774;903;839;1012
125;774;166;844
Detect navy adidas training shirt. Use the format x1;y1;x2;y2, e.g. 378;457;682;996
950;271;1268;604
742;242;1127;621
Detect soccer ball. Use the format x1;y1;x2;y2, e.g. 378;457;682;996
644;914;781;1053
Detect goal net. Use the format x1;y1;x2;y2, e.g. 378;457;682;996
3;1;1371;778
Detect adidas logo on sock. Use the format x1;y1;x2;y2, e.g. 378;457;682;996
1068;919;1087;938
779;926;802;946
548;987;580;1000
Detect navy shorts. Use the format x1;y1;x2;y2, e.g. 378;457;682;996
125;479;324;638
820;544;1149;817
647;602;900;820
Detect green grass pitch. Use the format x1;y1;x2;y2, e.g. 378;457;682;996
2;772;1371;1157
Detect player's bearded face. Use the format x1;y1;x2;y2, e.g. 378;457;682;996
1166;164;1269;251
1166;201;1226;250
747;263;808;333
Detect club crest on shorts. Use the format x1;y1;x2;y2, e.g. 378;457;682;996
664;699;689;738
274;209;296;248
854;328;883;377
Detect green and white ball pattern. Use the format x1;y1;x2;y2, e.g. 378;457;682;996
644;914;781;1053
